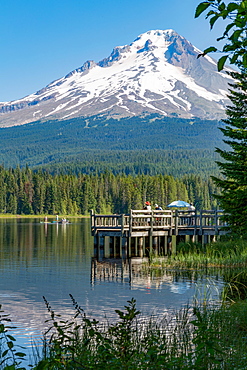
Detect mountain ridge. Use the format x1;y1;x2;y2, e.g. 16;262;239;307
0;29;232;127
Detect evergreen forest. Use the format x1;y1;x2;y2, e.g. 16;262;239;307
0;166;220;215
0;115;226;178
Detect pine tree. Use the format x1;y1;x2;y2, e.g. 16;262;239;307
212;70;247;236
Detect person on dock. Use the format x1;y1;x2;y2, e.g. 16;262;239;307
187;203;195;225
155;204;162;211
155;204;162;225
144;201;151;225
144;201;151;210
188;203;195;213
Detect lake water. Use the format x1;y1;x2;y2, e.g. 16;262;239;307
0;218;224;361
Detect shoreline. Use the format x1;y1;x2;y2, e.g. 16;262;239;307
0;214;89;218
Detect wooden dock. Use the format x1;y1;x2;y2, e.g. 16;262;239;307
90;209;227;259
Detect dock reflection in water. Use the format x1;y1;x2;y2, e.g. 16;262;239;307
0;218;224;356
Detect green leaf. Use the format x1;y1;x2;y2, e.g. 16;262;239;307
207;10;216;16
7;341;14;349
223;22;235;36
210;14;219;28
3;365;17;370
217;55;228;71
6;334;16;341
89;328;95;337
1;349;9;357
230;53;239;64
240;0;247;9
243;53;247;68
218;2;226;11
195;2;211;18
222;9;229;19
203;46;218;54
229;29;242;41
227;2;239;12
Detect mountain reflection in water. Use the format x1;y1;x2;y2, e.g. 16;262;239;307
0;218;224;353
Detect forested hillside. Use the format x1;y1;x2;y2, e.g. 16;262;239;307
0;166;220;215
0;115;225;177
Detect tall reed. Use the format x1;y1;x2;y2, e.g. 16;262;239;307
150;238;247;269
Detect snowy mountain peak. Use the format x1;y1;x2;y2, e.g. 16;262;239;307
0;29;233;127
133;29;179;45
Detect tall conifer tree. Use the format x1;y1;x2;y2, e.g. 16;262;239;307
212;69;247;236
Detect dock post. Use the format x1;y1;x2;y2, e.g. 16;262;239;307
116;237;121;258
122;237;128;259
104;236;110;258
153;236;158;256
138;237;144;258
193;210;197;238
113;237;116;258
172;235;176;254
128;236;131;258
164;236;168;255
134;237;138;257
215;210;218;235
121;214;125;237
200;211;203;235
167;235;172;255
203;235;209;245
90;209;94;232
190;235;196;243
175;210;178;236
99;235;104;260
149;211;154;256
95;234;104;261
129;210;133;237
94;235;98;258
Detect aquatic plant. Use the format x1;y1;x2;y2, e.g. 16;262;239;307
2;295;247;369
0;305;26;370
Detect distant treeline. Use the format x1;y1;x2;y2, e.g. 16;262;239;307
36;149;221;179
0;166;220;215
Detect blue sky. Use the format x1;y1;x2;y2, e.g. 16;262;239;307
0;0;226;102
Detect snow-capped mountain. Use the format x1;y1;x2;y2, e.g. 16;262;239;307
0;30;233;127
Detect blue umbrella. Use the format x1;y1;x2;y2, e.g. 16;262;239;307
167;200;190;208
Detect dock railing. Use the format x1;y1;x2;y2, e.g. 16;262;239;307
130;209;173;228
91;209;227;237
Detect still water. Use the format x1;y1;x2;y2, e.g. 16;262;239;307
0;218;223;354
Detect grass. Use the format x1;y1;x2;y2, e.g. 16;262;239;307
148;238;247;269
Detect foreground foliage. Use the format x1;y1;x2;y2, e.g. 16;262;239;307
1;295;247;369
195;0;247;70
